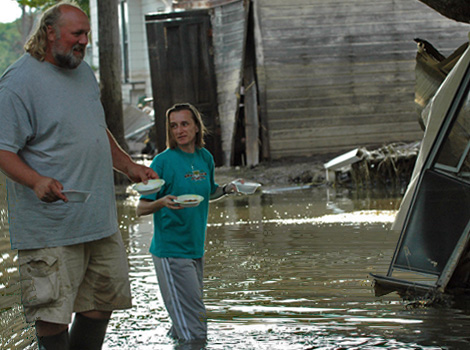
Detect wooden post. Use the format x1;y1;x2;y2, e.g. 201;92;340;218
252;0;270;162
97;0;128;185
243;0;259;166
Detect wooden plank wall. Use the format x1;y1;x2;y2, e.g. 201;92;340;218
211;1;248;164
253;0;470;160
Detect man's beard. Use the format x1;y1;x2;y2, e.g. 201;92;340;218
52;43;86;69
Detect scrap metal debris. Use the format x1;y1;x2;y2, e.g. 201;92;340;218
324;142;420;190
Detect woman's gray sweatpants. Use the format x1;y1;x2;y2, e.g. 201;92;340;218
152;255;207;341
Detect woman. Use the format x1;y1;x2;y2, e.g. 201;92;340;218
136;103;236;344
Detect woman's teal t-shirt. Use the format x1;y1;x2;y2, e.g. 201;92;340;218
142;147;218;258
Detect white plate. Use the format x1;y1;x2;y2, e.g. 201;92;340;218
233;180;261;194
62;190;91;203
174;194;204;208
133;179;165;195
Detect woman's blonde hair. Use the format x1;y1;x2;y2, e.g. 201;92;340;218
24;1;82;61
165;103;206;149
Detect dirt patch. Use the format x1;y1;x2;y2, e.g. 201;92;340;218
214;155;330;189
215;142;419;191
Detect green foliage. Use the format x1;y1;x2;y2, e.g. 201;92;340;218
16;0;54;8
75;0;90;16
0;0;90;74
0;21;23;75
16;0;90;17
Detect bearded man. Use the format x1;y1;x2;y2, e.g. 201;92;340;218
0;2;158;349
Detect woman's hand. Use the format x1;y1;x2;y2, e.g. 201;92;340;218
161;195;183;210
210;179;240;201
136;195;183;217
223;181;238;194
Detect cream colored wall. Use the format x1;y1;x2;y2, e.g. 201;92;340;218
89;0;170;104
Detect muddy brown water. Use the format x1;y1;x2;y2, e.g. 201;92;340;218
2;173;470;349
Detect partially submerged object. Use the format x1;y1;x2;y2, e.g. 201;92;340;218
324;148;366;182
323;143;419;190
372;34;470;298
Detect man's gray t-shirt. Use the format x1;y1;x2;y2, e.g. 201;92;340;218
0;54;118;250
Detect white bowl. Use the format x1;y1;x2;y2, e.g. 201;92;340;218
62;190;91;203
133;179;165;195
233;180;261;194
174;194;204;208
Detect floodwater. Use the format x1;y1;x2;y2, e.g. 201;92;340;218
2;172;470;349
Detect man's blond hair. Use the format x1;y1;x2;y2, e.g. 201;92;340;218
24;1;82;61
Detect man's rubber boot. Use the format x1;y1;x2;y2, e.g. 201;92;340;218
37;329;69;350
69;313;110;350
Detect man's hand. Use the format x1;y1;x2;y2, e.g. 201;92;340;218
33;176;68;203
0;150;67;202
106;129;159;183
126;163;159;184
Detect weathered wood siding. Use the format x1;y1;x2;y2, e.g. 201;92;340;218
211;1;247;164
253;0;469;159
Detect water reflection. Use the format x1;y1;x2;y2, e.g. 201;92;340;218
3;181;470;349
105;186;469;349
0;173;36;350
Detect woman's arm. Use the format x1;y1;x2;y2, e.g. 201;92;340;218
136;195;182;216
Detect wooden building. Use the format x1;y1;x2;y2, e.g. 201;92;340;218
251;0;468;161
93;0;470;165
147;0;469;165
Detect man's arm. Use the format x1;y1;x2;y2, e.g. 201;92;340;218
106;129;158;183
0;149;67;202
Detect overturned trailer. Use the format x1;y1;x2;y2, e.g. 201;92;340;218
372;34;470;298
